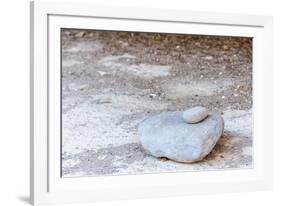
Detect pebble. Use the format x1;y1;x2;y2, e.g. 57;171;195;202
86;32;95;38
182;106;208;124
77;84;89;91
223;45;228;50
75;31;85;38
68;83;88;91
138;111;224;163
204;56;213;60
149;93;157;98
64;31;71;35
97;98;111;104
97;71;108;76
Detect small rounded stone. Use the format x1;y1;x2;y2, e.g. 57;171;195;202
183;106;208;124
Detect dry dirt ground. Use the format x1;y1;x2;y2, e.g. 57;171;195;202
61;29;253;177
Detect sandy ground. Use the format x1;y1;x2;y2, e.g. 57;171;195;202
61;30;253;177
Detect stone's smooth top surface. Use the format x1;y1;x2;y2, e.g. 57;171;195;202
138;111;224;163
182;106;208;124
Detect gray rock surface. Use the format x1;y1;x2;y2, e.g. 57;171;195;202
138;111;224;163
183;106;208;123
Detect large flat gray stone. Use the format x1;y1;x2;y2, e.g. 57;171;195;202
138;111;224;163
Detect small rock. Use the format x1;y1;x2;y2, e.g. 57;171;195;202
77;84;89;91
86;32;95;38
122;42;129;47
97;71;108;76
182;106;208;124
204;56;213;60
68;83;88;91
64;31;71;35
97;98;111;104
149;93;157;98
75;31;85;37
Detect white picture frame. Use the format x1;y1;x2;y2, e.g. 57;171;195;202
30;0;273;205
